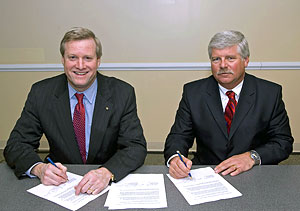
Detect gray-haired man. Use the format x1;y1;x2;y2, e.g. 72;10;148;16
164;30;293;179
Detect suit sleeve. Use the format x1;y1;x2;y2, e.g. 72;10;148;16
4;84;43;177
255;86;294;164
101;86;147;181
164;85;195;164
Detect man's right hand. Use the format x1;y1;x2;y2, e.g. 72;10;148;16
169;156;192;179
31;163;68;185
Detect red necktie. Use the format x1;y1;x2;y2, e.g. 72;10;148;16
224;91;237;134
73;93;86;163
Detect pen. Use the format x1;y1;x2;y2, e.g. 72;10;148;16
47;157;58;168
176;151;192;179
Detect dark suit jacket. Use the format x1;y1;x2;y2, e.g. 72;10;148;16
4;72;147;181
164;73;293;165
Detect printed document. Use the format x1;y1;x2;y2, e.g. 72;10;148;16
105;174;167;209
27;172;109;210
167;167;242;205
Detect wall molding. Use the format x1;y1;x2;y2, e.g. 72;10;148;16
0;62;300;72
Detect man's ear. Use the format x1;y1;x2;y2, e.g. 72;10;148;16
244;57;249;68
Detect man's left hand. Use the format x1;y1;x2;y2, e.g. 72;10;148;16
214;152;255;176
74;167;112;195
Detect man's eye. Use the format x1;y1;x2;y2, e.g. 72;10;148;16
68;56;76;60
212;58;220;63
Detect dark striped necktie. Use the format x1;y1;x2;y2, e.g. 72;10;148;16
224;91;237;134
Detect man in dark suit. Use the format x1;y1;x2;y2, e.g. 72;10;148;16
164;30;293;179
4;27;147;195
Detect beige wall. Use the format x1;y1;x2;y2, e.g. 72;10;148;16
1;0;300;151
1;0;300;63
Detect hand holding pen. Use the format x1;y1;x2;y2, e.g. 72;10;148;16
31;157;68;186
46;157;68;181
168;151;193;179
176;151;193;179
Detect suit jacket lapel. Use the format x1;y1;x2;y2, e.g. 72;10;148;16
229;73;255;139
53;74;83;163
205;76;228;138
87;73;113;163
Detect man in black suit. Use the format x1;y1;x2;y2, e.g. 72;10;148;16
4;27;147;195
164;30;293;179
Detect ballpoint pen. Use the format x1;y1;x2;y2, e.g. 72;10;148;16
47;157;58;168
176;150;192;179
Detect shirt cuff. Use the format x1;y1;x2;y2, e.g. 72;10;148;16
25;162;43;178
166;154;179;167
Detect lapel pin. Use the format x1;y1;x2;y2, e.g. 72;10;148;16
105;106;109;111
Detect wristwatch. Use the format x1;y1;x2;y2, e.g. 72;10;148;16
110;173;115;182
250;150;261;165
108;173;115;185
99;166;115;184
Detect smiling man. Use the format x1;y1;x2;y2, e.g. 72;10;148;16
4;27;147;195
164;30;293;179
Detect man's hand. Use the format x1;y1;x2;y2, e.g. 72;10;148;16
214;152;255;176
169;156;192;179
74;167;112;195
31;163;68;185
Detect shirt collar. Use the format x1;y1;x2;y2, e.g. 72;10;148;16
68;79;98;104
218;80;244;98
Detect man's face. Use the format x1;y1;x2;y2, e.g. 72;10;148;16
210;45;249;89
62;38;100;92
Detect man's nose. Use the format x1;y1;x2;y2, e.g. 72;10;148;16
220;58;228;68
76;58;85;69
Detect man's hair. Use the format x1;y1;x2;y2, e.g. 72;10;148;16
60;27;102;58
208;30;250;60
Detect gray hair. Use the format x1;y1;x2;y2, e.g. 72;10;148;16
208;30;250;60
60;27;102;58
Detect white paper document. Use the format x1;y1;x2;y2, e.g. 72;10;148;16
167;167;242;205
27;172;109;211
105;174;167;210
